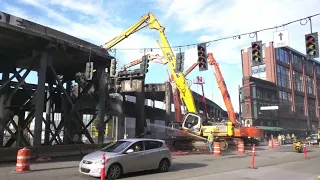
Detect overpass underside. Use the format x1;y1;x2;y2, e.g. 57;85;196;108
0;11;113;148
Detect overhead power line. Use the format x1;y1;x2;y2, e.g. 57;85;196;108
107;13;320;52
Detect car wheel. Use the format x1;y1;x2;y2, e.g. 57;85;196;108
107;164;122;180
158;159;170;172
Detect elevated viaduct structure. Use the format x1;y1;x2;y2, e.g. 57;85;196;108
0;11;226;161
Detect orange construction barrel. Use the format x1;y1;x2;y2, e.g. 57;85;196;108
273;139;279;148
16;147;31;172
213;142;221;156
268;140;274;148
237;140;245;154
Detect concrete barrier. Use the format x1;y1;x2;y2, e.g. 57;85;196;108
0;143;109;162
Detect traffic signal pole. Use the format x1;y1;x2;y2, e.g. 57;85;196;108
197;43;208;71
251;41;263;65
305;32;319;58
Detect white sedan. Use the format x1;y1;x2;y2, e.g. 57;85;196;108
79;138;172;179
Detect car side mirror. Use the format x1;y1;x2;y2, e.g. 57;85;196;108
125;149;134;154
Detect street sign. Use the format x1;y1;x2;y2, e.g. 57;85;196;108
273;30;290;48
260;106;279;110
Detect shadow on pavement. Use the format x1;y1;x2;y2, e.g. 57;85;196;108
0;155;85;168
30;165;78;172
122;163;207;178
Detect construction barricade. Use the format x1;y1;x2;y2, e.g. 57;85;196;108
16;147;31;172
237;140;245;154
213;142;221;156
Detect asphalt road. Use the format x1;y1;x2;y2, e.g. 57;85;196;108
1;145;320;180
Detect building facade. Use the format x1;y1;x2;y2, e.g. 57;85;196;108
240;42;319;132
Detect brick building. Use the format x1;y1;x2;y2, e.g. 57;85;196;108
240;42;319;132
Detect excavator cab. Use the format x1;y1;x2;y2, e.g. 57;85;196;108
181;113;203;136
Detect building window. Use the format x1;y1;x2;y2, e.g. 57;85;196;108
256;88;262;99
293;71;303;92
308;98;316;117
276;48;289;64
269;91;276;101
279;90;292;112
316;65;320;75
295;95;305;115
277;65;291;88
251;64;266;80
292;54;303;69
252;68;259;74
306;75;314;95
305;61;313;74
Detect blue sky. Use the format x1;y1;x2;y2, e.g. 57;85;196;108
1;0;320;111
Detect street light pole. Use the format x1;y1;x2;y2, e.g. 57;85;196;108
238;85;242;126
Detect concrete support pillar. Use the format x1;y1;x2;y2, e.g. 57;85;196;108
63;81;72;144
17;110;25;147
165;82;171;125
117;115;125;140
135;80;145;137
44;84;52;145
0;71;9;147
34;52;48;146
150;100;155;138
117;94;125;140
98;68;106;144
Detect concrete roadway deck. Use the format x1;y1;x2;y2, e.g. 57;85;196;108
0;145;319;180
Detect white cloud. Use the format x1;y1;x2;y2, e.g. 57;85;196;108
48;0;104;16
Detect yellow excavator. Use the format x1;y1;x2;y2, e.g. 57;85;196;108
102;13;202;149
103;13;263;150
103;12;197;121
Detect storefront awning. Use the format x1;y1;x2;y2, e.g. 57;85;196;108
256;126;286;132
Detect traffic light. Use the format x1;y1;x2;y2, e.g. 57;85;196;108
85;62;93;80
305;32;319;58
176;52;185;72
140;55;149;74
251;41;263;65
197;43;208;71
110;58;116;77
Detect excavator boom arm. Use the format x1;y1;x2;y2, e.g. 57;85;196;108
103;14;150;50
103;12;197;114
208;53;237;124
157;30;197;113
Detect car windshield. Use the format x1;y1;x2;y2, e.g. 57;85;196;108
101;141;132;153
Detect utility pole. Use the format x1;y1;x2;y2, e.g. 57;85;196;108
238;85;242;126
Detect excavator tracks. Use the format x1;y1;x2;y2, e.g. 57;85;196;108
168;137;247;152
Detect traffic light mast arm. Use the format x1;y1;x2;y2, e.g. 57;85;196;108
103;12;197;113
207;53;237;124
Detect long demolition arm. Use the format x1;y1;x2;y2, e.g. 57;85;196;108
207;53;237;123
103;13;197;113
121;54;166;70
